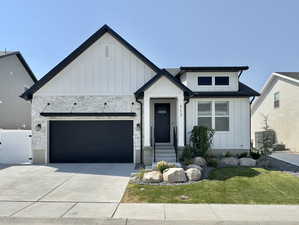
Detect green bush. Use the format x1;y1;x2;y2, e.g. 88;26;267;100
207;158;218;168
237;152;249;158
190;126;214;157
224;152;233;157
180;145;195;165
250;151;261;160
155;161;176;173
205;153;218;168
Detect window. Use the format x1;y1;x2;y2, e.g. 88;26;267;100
274;92;280;108
198;101;229;131
197;102;212;129
215;101;229;131
198;76;212;85
215;76;229;85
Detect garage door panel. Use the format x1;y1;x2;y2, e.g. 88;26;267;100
50;120;133;163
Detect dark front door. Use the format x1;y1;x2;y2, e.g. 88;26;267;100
49;120;133;163
154;103;170;143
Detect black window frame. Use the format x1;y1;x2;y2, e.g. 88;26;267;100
215;76;229;86
198;76;212;86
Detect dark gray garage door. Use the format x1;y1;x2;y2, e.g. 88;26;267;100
49;120;133;163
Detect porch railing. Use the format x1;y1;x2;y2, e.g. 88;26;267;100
151;126;156;162
173;126;178;162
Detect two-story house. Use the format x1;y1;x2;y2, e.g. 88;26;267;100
251;72;299;152
21;25;259;165
0;51;37;129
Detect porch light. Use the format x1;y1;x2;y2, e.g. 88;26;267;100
35;123;42;131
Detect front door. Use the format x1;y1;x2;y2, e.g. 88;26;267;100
154;103;170;143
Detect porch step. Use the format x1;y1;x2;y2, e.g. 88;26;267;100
154;145;177;163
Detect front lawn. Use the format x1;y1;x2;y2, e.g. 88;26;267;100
122;167;299;204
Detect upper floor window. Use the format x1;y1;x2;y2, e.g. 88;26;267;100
274;92;280;108
198;76;212;85
215;76;229;85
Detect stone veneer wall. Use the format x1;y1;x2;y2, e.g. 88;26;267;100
31;95;141;164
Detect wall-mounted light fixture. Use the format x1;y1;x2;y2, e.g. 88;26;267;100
35;123;42;131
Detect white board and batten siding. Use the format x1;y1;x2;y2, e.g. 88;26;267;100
186;98;250;151
35;33;156;96
0;130;32;164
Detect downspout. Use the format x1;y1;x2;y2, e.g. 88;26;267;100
184;96;190;145
135;96;144;167
249;96;255;152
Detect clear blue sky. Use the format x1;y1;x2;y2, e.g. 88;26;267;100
1;0;299;91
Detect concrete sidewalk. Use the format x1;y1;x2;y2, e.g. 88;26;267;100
0;218;298;225
1;202;299;222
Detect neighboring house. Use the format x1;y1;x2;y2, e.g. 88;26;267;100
0;51;37;129
21;25;259;165
251;72;299;152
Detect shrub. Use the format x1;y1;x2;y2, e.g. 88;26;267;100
238;152;249;159
250;150;261;160
224;152;233;157
205;153;218;168
190;126;214;157
155;161;176;173
207;158;218;168
180;145;195;165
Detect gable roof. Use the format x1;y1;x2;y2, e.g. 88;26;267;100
251;72;299;114
135;69;193;98
21;24;160;100
0;51;37;83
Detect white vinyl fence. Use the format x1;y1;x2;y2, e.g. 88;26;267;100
0;129;32;164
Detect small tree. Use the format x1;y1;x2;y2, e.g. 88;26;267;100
258;114;274;156
190;126;214;157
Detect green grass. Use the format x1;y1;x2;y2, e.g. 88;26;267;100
122;167;299;204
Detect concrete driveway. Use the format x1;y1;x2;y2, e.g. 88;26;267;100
0;164;134;218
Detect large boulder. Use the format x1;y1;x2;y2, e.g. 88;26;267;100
193;157;207;168
220;157;239;167
142;171;163;183
240;157;256;167
185;168;202;181
186;164;203;171
163;168;187;183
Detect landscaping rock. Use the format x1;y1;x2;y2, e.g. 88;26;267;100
163;168;187;183
129;176;140;183
193;157;207;168
240;157;256;167
186;164;203;171
185;168;202;181
220;157;239;167
142;171;163;183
